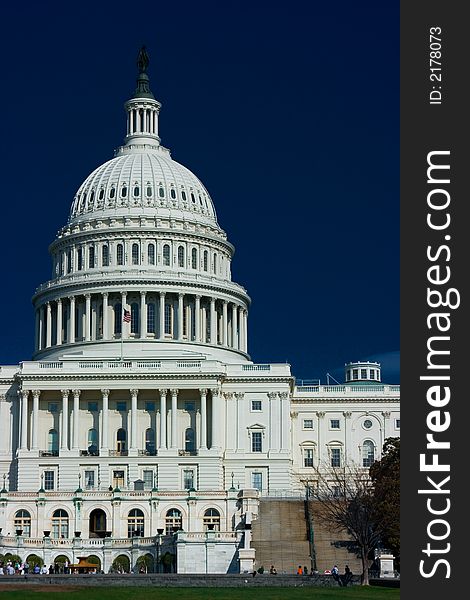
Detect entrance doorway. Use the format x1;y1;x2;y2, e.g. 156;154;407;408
89;509;107;538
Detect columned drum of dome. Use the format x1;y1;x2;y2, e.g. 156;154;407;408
32;50;250;363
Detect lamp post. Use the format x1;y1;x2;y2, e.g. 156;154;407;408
156;529;164;573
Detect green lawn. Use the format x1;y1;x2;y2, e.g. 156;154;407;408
0;586;399;600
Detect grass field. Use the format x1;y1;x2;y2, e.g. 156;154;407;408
0;586;400;600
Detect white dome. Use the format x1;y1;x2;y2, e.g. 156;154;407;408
69;150;218;227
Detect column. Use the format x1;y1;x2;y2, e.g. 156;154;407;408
140;291;147;339
121;291;127;339
56;299;63;345
243;310;248;352
102;293;109;340
231;304;237;349
210;298;217;345
60;389;69;451
211;388;222;450
159;291;166;340
178;293;184;341
69;296;76;343
238;306;243;351
85;294;91;341
20;390;29;450
159;389;168;449
194;295;201;342
46;302;52;348
38;306;44;350
234;392;244;451
72;389;81;450
101;389;110;451
32;390;40;450
224;392;235;451
130;389;138;452
170;389;178;449
199;389;207;449
279;392;290;452
35;309;40;351
268;392;280;452
222;301;228;346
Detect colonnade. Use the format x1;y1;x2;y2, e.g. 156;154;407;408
34;292;248;354
18;388;222;455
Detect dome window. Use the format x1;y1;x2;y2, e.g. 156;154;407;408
213;253;217;274
199;195;203;206
191;192;196;203
117;243;124;266
134;186;140;197
110;187;116;199
148;243;155;265
132;243;139;265
191;248;197;269
203;250;208;272
121;186;127;198
88;246;95;269
181;190;187;202
178;246;185;267
99;189;104;200
159;187;165;198
77;247;83;271
170;188;176;200
130;302;139;334
163;244;171;266
102;245;109;267
146;185;152;197
90;190;95;203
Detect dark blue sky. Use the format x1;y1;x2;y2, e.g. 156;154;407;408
0;1;399;383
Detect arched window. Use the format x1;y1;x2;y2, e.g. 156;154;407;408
52;509;69;539
102;245;109;267
164;303;172;335
177;246;185;267
127;509;144;537
159;187;165;198
191;192;196;204
165;508;182;535
147;302;156;333
116;244;124;266
145;428;155;455
48;429;59;454
146;185;152;197
191;248;197;269
77;247;83;271
203;251;208;272
99;189;104;201
203;508;220;532
14;509;31;537
88;246;95;269
88;428;98;455
181;190;187;202
130;302;139;334
110;187;116;199
185;428;195;453
148;243;155;265
117;428;126;454
133;185;140;197
170;188;176;199
67;250;72;273
121;185;127;197
163;244;170;266
114;303;122;335
213;253;217;274
132;243;139;265
362;440;375;467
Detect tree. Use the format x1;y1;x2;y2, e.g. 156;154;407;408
307;464;382;585
369;437;400;569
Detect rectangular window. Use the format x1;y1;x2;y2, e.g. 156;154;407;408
48;402;58;413
360;368;367;379
44;471;54;490
147;303;156;333
251;400;262;411
252;472;262;491
395;418;400;429
143;470;154;490
116;401;127;412
352;369;358;380
252;431;262;452
164;304;172;335
88;402;98;412
183;469;194;490
330;419;340;429
369;369;375;379
331;448;341;468
113;470;125;488
84;470;95;489
303;419;314;429
145;401;155;412
304;448;314;468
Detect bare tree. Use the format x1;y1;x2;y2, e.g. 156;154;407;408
306;463;382;585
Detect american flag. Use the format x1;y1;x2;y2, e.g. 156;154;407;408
123;309;131;323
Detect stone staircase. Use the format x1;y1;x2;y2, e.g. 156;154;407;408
251;498;363;576
251;499;311;575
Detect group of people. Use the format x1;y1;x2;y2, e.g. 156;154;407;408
296;565;316;576
0;560;71;575
331;564;353;586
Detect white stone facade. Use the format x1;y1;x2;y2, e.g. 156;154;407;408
0;50;399;574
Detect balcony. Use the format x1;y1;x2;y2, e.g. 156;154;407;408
39;451;59;457
109;450;128;457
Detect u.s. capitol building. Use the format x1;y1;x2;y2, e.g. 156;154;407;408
0;50;399;574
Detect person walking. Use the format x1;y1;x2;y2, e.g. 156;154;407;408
297;565;303;575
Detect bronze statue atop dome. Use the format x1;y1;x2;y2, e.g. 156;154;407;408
137;46;149;74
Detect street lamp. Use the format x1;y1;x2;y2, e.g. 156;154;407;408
155;529;164;573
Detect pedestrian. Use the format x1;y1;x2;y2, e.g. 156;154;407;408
24;561;29;574
297;565;303;575
270;565;277;574
331;564;340;584
341;565;353;586
303;565;308;575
